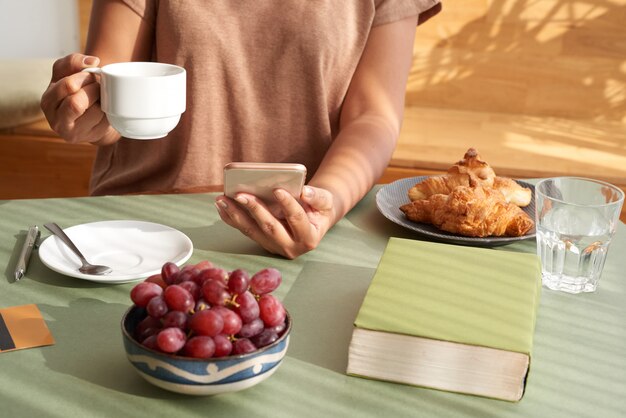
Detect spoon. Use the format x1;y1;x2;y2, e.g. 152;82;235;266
44;223;113;275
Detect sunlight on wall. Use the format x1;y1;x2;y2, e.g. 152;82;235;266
406;0;626;121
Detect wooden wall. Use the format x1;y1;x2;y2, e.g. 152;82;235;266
78;0;92;53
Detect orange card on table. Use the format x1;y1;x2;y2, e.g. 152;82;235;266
0;304;55;352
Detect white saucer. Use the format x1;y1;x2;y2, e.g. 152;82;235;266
38;220;193;283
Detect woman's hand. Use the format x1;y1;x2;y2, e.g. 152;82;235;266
214;185;336;259
40;53;120;145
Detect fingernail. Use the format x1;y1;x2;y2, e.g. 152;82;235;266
303;186;313;198
273;189;286;200
83;56;99;66
235;195;248;205
216;200;228;210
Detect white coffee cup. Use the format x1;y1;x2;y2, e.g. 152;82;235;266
83;62;186;140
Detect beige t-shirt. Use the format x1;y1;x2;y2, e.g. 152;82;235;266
90;0;441;195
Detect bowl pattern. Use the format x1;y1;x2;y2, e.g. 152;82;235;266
122;306;290;395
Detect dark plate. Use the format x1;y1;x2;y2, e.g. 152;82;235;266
376;176;536;247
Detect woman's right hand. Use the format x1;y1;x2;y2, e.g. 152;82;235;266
40;53;120;145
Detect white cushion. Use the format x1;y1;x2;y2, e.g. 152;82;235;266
0;59;55;129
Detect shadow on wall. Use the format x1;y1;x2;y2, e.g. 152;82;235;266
408;0;626;122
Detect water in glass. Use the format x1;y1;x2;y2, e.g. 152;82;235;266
537;205;611;293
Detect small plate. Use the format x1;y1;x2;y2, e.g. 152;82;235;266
38;220;193;283
376;176;536;247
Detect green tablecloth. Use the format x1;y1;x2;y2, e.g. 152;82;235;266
1;189;625;417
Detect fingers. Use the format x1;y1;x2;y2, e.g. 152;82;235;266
72;102;111;142
46;82;104;143
299;186;334;211
56;81;101;121
235;194;295;244
42;53;100;114
51;53;100;82
272;189;313;244
214;195;294;258
214;187;335;259
41;54;108;143
42;72;98;110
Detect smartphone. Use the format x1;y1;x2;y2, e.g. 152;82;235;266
223;162;307;202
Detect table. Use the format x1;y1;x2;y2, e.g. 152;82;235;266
1;188;625;417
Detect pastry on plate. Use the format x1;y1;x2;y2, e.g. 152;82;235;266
400;186;534;237
407;148;531;207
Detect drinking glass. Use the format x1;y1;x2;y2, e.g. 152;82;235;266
535;177;624;293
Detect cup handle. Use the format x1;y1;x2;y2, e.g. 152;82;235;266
82;67;102;75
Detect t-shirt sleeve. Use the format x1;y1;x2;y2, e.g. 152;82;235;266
373;0;442;27
119;0;158;27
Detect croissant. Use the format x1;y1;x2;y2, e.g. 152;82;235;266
407;175;469;201
492;177;532;207
407;148;532;207
400;186;534;237
408;148;496;201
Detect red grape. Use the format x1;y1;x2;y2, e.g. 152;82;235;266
213;334;233;357
211;306;243;335
179;280;200;301
180;264;200;274
162;310;188;329
233;338;257;355
250;268;282;295
228;269;250;295
268;321;287;336
142;334;159;350
235;291;260;323
175;268;195;283
144;274;167;289
146;295;169;318
157;327;186;353
184;336;216;358
202;279;230;306
130;281;163;307
161;262;180;285
189;309;224;337
195;268;228;286
238;317;264;338
251;328;279;348
258;294;286;327
134;316;162;341
163;284;195;313
194;260;214;271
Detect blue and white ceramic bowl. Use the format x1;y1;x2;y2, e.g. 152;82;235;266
121;306;291;395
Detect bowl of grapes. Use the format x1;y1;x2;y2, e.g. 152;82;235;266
121;260;291;395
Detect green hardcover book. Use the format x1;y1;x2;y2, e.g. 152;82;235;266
346;237;541;402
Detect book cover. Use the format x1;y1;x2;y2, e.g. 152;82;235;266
347;237;541;401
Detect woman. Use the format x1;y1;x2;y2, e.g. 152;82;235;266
41;0;441;258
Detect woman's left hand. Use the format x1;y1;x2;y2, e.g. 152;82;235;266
214;185;336;259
